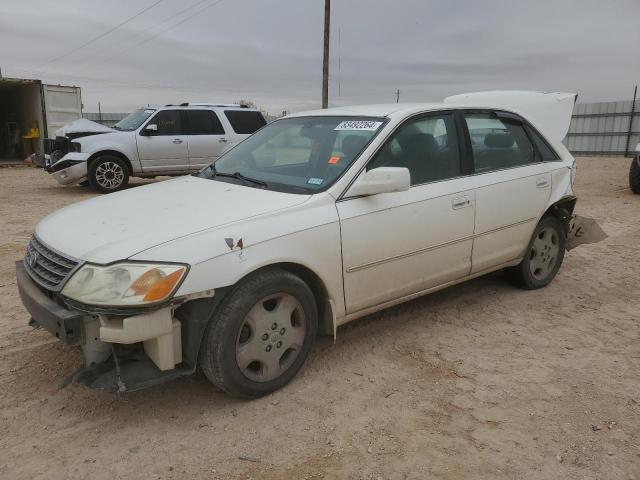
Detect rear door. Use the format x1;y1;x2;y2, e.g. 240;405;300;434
136;109;189;172
462;111;552;273
42;84;82;137
184;109;228;170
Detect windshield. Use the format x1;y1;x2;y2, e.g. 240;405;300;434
113;108;156;131
197;116;386;193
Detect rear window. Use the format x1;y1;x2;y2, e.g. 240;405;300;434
224;110;267;134
184;110;225;135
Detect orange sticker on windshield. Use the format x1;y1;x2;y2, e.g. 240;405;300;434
328;156;341;164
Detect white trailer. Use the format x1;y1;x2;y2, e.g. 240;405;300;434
0;77;82;161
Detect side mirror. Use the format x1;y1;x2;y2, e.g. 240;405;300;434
345;167;410;198
141;124;158;136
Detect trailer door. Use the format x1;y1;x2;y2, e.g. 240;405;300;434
42;85;82;138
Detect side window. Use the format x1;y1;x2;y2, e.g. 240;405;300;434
184;110;225;135
368;113;461;185
525;125;559;161
149;110;181;136
465;113;536;172
224;110;267;134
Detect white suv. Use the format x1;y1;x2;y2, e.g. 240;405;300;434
45;103;267;193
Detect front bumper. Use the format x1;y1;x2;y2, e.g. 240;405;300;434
16;260;86;344
16;260;191;391
49;153;89;185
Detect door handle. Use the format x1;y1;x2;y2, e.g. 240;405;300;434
536;178;549;188
219;138;228;143
452;196;472;209
172;138;183;144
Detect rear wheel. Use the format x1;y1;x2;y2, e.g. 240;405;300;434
88;155;129;193
199;269;318;398
629;157;640;194
507;215;566;289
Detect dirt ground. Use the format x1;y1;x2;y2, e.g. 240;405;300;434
0;158;638;480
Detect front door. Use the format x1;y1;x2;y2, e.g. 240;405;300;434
337;112;475;314
137;110;188;172
184;109;229;170
462;112;552;273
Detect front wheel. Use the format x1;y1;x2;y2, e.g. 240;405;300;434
88;155;129;193
199;269;318;398
629;157;640;194
507;215;566;290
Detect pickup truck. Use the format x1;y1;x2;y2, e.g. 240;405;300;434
43;103;267;193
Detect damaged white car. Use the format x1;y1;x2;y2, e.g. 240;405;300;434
41;103;266;193
18;91;587;398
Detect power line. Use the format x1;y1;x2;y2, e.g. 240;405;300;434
36;0;165;68
70;0;211;71
117;0;224;54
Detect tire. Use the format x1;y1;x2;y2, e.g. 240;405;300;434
629;157;640;194
506;215;566;290
88;155;129;193
199;269;318;399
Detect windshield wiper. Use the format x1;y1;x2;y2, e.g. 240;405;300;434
208;165;268;187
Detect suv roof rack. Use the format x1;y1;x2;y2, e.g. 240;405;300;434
177;102;249;108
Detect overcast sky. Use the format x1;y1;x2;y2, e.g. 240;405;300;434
1;0;639;115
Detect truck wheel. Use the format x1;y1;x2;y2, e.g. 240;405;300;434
88;155;129;193
629;157;640;194
199;269;318;399
506;215;566;290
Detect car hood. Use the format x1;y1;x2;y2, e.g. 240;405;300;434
55;118;114;137
36;176;311;264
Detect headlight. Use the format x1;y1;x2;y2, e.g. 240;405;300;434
70;141;81;152
62;262;187;306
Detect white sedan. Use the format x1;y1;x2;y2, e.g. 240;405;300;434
17;91;579;398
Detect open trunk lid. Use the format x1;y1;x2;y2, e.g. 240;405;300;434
444;90;577;142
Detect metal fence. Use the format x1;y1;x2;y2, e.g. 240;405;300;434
566;100;639;156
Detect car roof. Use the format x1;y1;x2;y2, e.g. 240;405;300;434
285;102;500;119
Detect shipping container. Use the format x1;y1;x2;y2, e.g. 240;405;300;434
0;77;82;161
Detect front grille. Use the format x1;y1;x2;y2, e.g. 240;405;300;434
24;236;79;291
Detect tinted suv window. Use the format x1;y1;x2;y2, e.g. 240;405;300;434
150;110;181;135
465;113;535;172
224;110;267;134
368;113;461;185
184;110;225;135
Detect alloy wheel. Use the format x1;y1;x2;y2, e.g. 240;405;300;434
95;161;125;189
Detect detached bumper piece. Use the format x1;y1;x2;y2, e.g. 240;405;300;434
70;357;192;393
16;260;84;345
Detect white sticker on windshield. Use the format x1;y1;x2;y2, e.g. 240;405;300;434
307;177;324;185
334;120;383;131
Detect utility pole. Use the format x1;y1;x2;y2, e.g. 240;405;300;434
395;89;400;103
625;85;637;157
322;0;330;109
98;101;102;123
